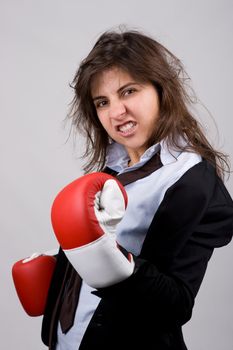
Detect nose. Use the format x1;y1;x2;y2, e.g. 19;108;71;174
108;99;126;120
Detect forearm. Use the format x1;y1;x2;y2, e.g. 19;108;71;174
94;258;194;326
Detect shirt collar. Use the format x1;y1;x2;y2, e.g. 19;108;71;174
159;138;183;165
105;138;184;173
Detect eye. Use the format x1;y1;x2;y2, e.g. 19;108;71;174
95;99;108;109
123;87;136;96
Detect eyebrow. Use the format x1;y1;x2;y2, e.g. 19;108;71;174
92;82;139;102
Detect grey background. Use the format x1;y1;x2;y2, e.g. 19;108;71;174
1;0;233;349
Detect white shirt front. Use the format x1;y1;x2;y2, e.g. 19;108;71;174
56;282;100;350
56;139;201;350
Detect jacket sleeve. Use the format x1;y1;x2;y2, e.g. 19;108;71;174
93;161;233;326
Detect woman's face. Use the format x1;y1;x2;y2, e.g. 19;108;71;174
91;67;160;164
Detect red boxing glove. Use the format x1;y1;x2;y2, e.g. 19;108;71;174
51;172;134;288
12;253;56;316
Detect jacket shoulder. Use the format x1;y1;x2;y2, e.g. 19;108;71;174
144;160;233;257
166;160;233;208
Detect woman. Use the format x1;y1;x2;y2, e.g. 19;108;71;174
42;28;233;349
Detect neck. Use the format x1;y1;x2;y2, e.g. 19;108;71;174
127;153;141;167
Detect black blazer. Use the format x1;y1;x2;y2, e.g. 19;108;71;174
42;160;233;349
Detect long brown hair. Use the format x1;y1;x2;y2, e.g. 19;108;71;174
68;28;230;179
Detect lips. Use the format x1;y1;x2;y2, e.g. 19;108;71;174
117;121;137;135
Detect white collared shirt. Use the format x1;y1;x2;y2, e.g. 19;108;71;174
111;140;201;255
56;139;201;350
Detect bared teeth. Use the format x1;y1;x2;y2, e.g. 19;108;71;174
118;121;136;133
